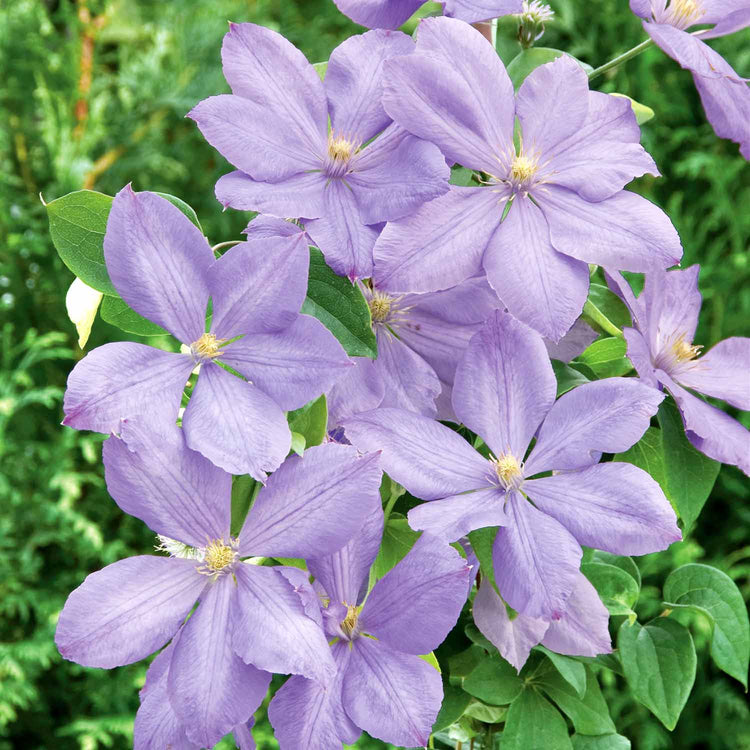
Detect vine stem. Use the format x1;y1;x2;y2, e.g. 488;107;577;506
211;240;242;253
588;37;654;81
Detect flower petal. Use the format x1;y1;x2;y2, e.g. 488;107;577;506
327;357;385;429
332;0;422;29
452;309;556;458
104;187;212;344
443;0;523;22
623;327;661;387
242;215;306;240
240;443;382;558
55;556;205;668
484;196;590;341
525;463;681;555
62;343;192;435
182;364;290;480
544;318;598;363
526;377;665;474
343;407;492;500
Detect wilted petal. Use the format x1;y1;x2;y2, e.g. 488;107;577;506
525;377;665;475
232;565;335;683
484;196;590;341
453;310;556;458
443;0;523;22
168;577;271;747
541;185;682;271
493;492;582;620
373;186;501;293
332;0;422;29
62;343;192;435
208;233;308;338
525;463;681;555
56;556;204;668
343;637;442;748
361;534;470;653
104;187;212;344
103;421;230;547
472;578;547;671
221;315;352;411
240;443;382;558
327;357;385;429
182;363;290;480
343;408;492;500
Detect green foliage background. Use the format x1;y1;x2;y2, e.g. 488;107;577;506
0;0;747;748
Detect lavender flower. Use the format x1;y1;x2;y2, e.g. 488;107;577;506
373;16;682;341
188;24;449;280
62;187;351;479
609;266;750;474
630;0;750;158
344;310;681;620
268;507;471;748
332;0;523;29
55;422;382;747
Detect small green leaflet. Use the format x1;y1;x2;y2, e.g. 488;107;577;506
462;653;523;706
581;561;639;617
501;688;573;750
506;47;593;90
100;295;167;337
577;337;632;378
287;395;328;449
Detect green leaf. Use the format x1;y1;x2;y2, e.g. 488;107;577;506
274;557;307;570
618;618;696;730
230;474;259;537
463;653;523;706
663;563;749;688
572;734;631;750
589;550;641;590
432;684;473;732
576;337;632;378
463;700;507;723
551;360;591;396
450;165;475;186
465;623;496;652
538;665;616;735
536;646;587;698
506;47;593;90
419;651;441;672
301;247;377;358
287;395;328;449
586;283;632;330
657;398;720;533
313;61;327;79
371;514;420;580
610;93;655;125
99;295;168;337
467;526;501;595
448;645;485;686
501;688;573;750
613;426;668;499
290;431;306;456
581;561;639;616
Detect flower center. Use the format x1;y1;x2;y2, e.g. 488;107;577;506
654;332;703;374
368;291;393;324
340;604;360;639
198;538;238;577
510;153;540;186
659;0;704;29
324;133;358;179
190;333;226;362
492;453;524;490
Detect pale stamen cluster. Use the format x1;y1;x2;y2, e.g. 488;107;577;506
340;603;361;639
323;132;360;179
365;288;414;338
190;332;227;362
491;452;525;491
654;332;704;375
196;537;239;578
655;0;705;29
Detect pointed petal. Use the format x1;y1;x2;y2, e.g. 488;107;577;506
348;125;450;225
407;487;507;542
362;534;471;654
493;492;582;619
525;463;681;555
55;556;204;668
343;408;492;500
182;364;290;480
326;30;414;142
208;233;308;338
343;638;442;748
242;215;306;240
102;421;230;547
62;342;192;435
678;337;750;410
168;577;271;747
701;6;750;37
541;573;613;657
484;196;590;341
240;443;382;558
473;578;547;671
332;0;422;29
525;377;665;475
104;187;212;344
623;327;661;387
327;357;385;429
443;0;523;22
540;185;682;271
452;310;556;458
373;186;501;293
232;565;335;683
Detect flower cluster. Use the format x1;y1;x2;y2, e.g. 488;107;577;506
54;5;749;749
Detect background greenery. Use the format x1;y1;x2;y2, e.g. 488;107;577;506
1;0;748;748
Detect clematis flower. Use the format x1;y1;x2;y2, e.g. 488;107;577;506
55;422;382;748
332;0;522;29
630;0;750;158
188;24;450;280
268;507;471;748
344;310;681;620
608;266;750;474
62;187;351;479
373;17;682;341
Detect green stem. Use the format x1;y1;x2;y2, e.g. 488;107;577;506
211;240;242;254
582;300;624;339
588;37;654;81
382;487;400;525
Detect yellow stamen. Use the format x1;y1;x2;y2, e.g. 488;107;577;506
327;134;356;163
202;539;236;573
493;453;523;487
191;332;226;360
340;604;360;638
672;335;702;363
369;291;393;324
664;0;704;28
510;153;540;184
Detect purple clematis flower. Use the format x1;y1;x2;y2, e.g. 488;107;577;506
268;507;471;749
630;0;750;158
55;422;382;747
373;17;682;341
62;187;351;479
608;266;750;474
332;0;522;29
188;24;450;280
344;310;681;620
